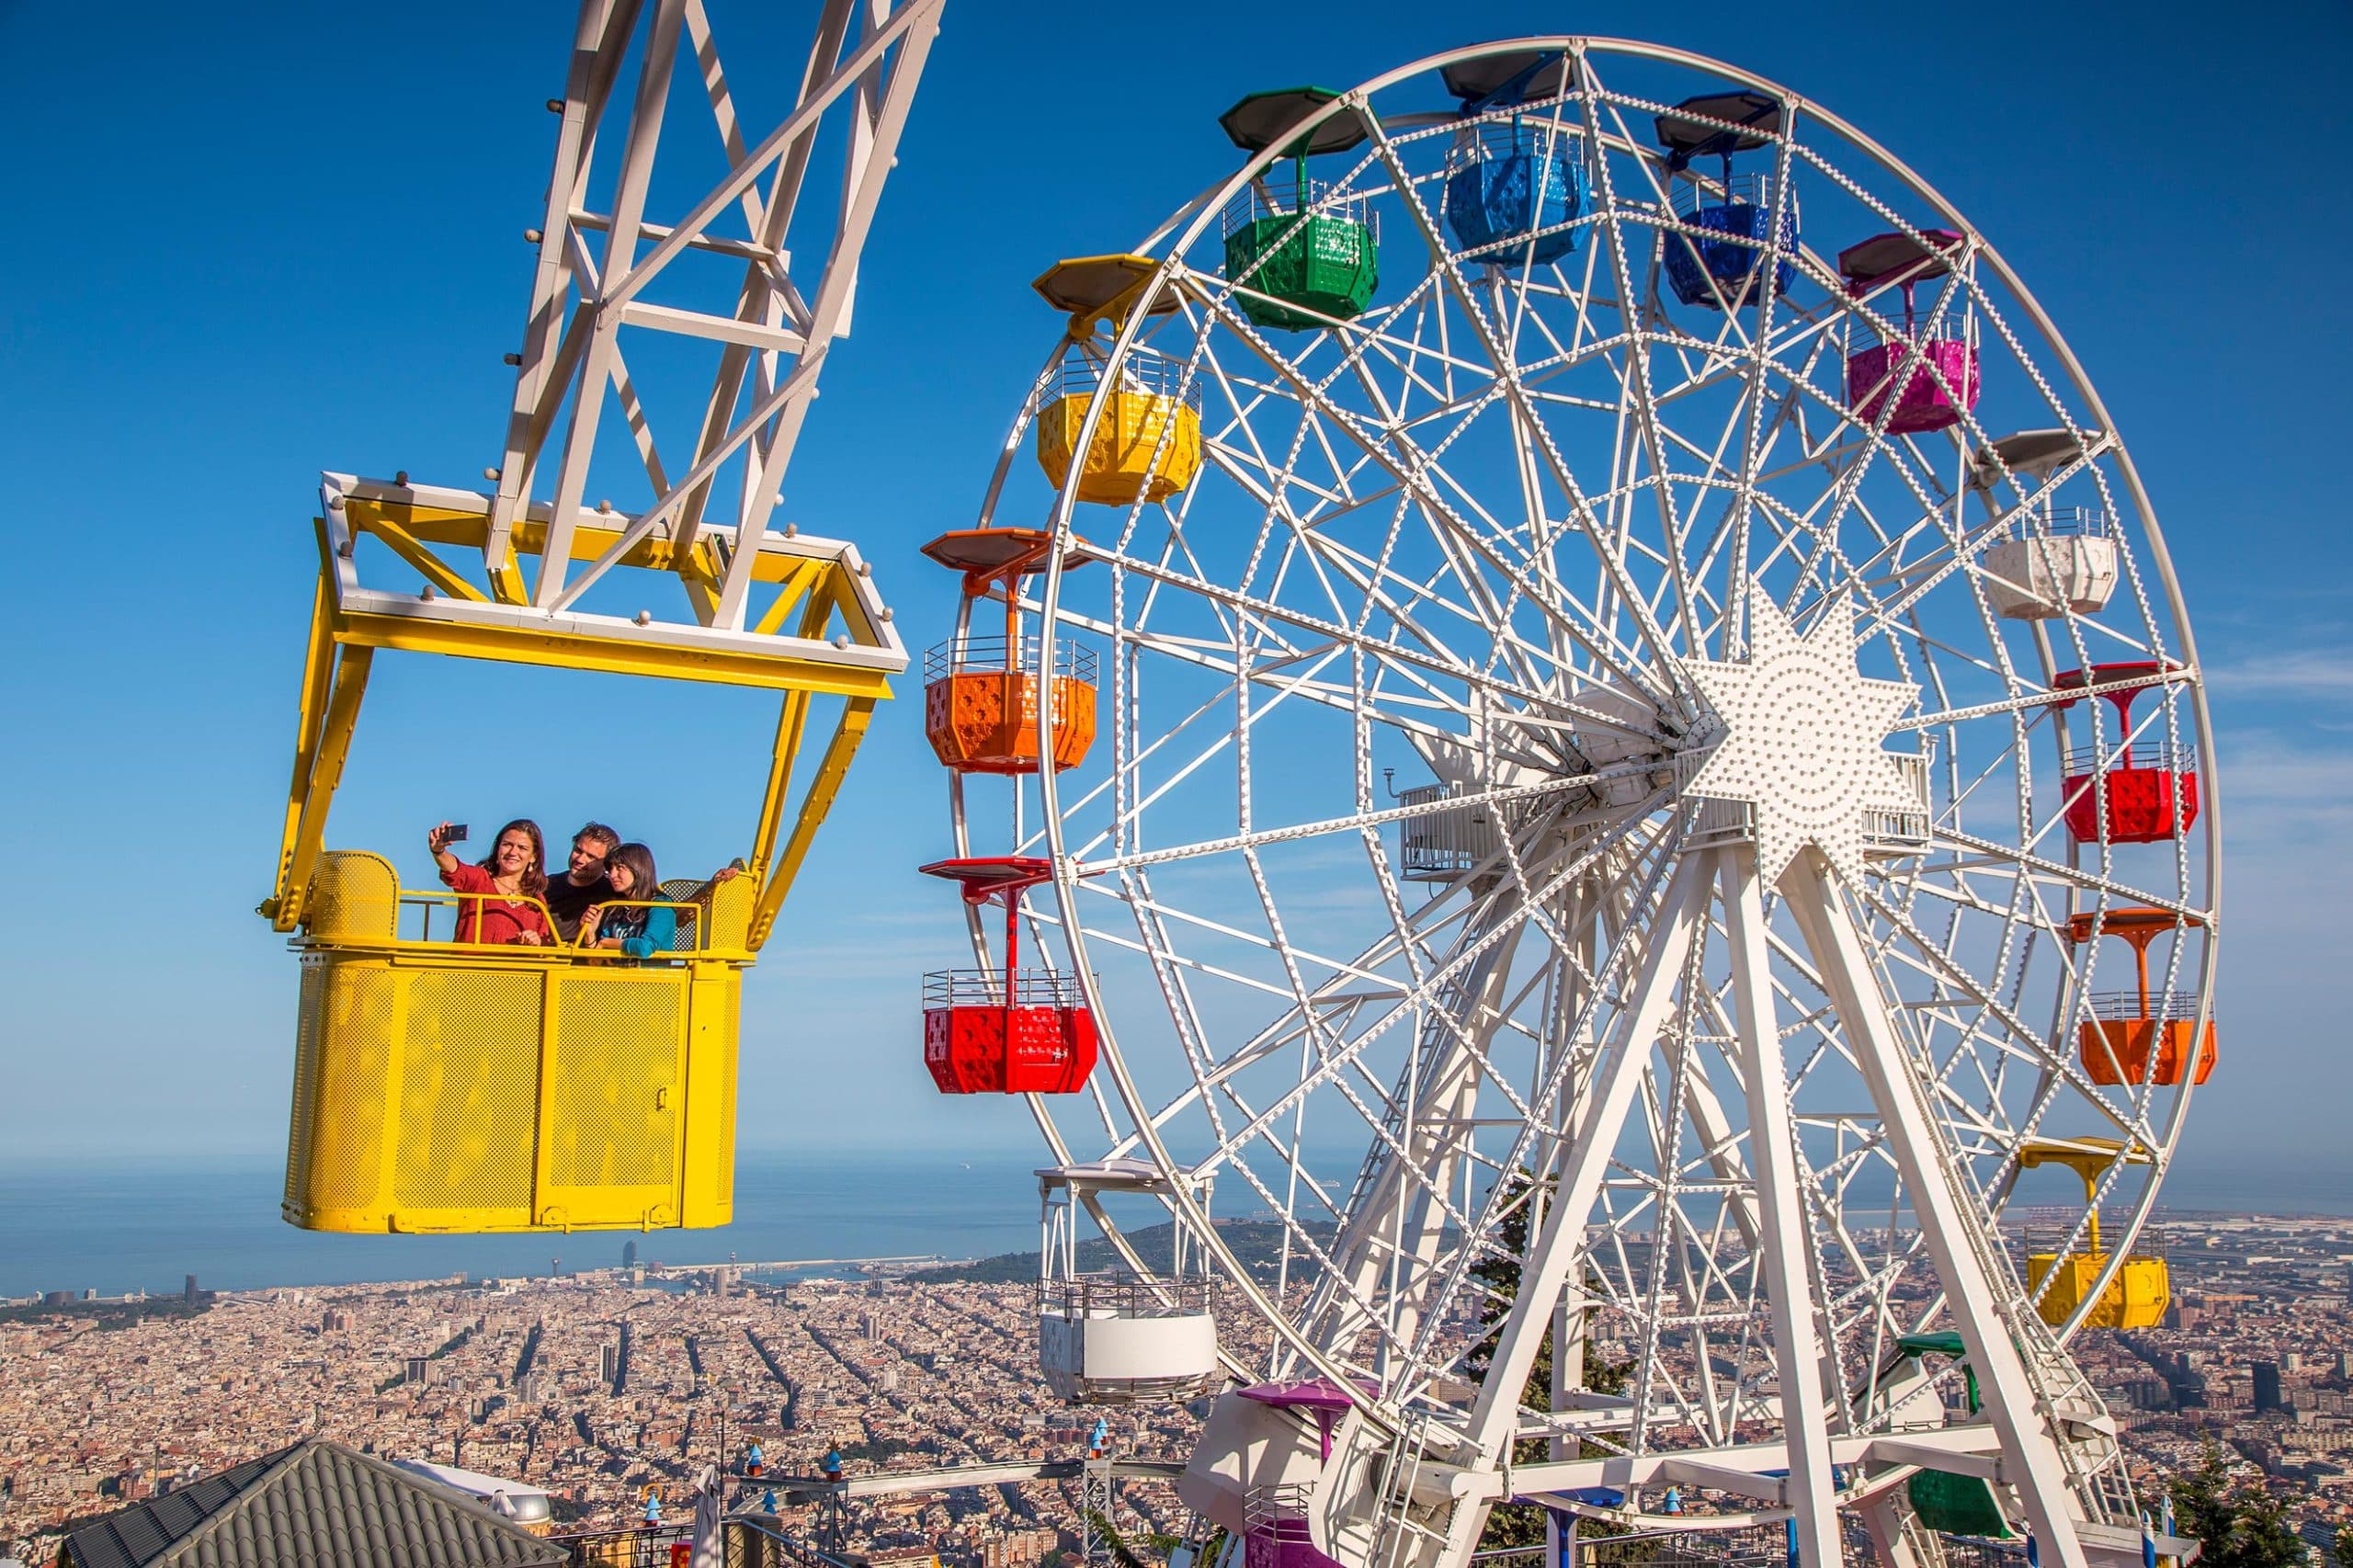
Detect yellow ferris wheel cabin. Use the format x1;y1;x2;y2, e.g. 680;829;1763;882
260;473;904;1235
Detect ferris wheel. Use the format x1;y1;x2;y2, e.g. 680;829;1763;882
917;39;2215;1568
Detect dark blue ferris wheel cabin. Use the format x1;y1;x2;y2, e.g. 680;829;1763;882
1440;51;1586;267
1655;89;1797;309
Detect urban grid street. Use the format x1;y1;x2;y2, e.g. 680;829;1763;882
7;1211;2351;1567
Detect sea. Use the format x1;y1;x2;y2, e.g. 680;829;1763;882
3;1148;2347;1301
0;1148;1051;1300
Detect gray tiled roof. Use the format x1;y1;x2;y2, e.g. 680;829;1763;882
63;1438;569;1568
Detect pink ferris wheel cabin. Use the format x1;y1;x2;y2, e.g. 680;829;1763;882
1841;228;1981;436
2052;663;2200;846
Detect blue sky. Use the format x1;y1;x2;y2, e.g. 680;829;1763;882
1;0;2347;1207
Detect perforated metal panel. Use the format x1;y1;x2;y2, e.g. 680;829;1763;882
284;947;740;1233
392;970;542;1217
307;850;401;942
312;966;399;1216
702;976;740;1214
283;960;326;1216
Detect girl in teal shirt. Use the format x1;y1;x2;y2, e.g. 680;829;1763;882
580;842;676;960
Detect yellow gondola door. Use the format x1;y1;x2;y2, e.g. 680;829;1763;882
534;967;689;1231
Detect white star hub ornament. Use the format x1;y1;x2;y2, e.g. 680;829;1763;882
1681;590;1920;887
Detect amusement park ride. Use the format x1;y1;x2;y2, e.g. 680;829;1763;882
259;11;2220;1568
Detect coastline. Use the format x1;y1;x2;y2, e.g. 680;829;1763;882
5;1147;2348;1301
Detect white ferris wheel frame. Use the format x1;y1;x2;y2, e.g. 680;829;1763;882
943;36;2217;1568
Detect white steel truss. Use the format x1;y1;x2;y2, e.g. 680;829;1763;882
485;0;944;623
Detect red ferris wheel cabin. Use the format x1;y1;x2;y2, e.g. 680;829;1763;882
918;857;1097;1096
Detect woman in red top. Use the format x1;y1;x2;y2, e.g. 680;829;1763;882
428;819;553;946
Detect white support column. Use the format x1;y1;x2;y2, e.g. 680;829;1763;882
1465;850;1711;1461
485;0;637;578
1716;847;1841;1568
707;0;940;629
1778;856;2091;1568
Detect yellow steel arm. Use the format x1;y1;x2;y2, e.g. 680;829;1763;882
747;696;876;951
263;580;339;926
748;687;813;880
752;558;827;638
347;495;810;590
358;514;491;603
268;642;374;931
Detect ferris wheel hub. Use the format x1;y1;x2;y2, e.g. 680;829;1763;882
1678;590;1922;884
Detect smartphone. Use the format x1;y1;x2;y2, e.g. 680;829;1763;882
447;824;470;844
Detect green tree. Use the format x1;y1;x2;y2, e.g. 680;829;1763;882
2333;1523;2352;1568
2165;1445;2304;1568
1468;1171;1634;1552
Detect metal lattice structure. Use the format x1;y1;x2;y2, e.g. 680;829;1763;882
490;0;944;622
940;39;2216;1568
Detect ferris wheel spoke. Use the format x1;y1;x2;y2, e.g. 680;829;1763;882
1931;820;2204;917
1208;360;1635;699
1095;542;1499;700
1370;119;1698;684
1143;815;1677;1182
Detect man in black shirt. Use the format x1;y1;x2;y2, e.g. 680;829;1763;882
544;822;621;941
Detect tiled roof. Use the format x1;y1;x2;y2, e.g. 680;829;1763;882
63;1438;568;1568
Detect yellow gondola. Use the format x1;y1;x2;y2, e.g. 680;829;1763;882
2017;1136;2169;1329
259;475;903;1234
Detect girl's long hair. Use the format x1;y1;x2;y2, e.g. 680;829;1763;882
607;842;660;903
477;818;549;898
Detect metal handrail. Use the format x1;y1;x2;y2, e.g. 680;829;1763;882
401;888;560;948
2006;506;2112;540
2060;743;2195;775
2024;1221;2168;1253
1047;348;1202;412
2085;990;2202;1022
1222;181;1381;237
328;888;725;959
1039;1274;1213;1317
923;968;1090;1008
1445;118;1589;172
1669;171;1787;218
924;634;1098;684
1855;311;1972;347
1396;781;1506;877
1244;1481;1317;1529
574;898;703;956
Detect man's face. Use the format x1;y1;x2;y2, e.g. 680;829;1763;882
569;837;611;884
